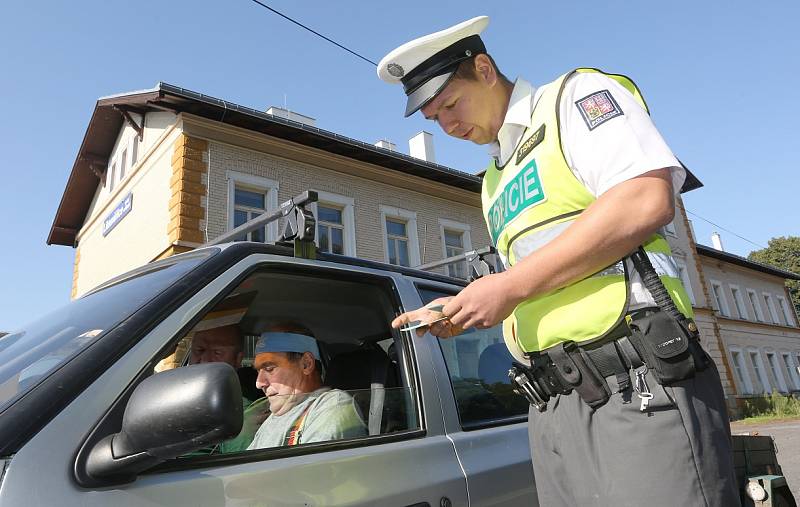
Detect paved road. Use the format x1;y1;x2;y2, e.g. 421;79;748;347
730;418;800;501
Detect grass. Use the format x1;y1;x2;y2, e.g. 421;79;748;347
734;391;800;424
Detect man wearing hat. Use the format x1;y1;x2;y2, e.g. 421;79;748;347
384;17;738;506
247;323;366;449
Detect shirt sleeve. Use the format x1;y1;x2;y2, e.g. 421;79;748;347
559;72;686;197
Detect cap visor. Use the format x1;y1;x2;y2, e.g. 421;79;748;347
404;71;455;117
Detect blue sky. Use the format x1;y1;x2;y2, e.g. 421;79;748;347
1;1;798;331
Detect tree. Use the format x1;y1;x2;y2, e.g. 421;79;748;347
748;236;800;314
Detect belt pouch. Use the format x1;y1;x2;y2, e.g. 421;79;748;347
549;342;611;409
627;310;697;384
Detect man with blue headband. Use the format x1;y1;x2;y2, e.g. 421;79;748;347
247;323;366;449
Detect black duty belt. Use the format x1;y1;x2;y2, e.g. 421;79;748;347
509;319;646;411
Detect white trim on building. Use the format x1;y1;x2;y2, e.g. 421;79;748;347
746;288;766;322
747;348;772;394
675;258;696;305
379;205;421;267
729;284;748;320
225;171;279;242
310;190;357;257
709;279;731;317
777;295;796;327
729;346;753;394
765;350;789;392
763;292;781;325
438;218;472;279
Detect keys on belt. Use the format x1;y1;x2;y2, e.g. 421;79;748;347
508;357;572;412
509;365;548;412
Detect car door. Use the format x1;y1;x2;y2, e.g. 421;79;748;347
0;252;468;507
412;281;539;507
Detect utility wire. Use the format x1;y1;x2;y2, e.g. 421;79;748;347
685;209;767;250
246;0;378;66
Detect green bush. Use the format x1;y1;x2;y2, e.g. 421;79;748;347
740;392;800;419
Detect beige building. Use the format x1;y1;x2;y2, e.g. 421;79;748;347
49;83;799;416
48;83;491;298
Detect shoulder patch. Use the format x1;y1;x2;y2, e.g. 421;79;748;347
516;124;546;164
575;90;623;131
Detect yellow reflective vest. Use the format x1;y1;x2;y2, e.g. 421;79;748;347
481;68;694;354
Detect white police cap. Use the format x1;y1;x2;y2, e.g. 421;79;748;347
378;16;489;117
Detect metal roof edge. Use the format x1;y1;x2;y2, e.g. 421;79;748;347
695;244;800;281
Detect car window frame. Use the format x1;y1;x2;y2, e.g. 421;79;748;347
414;281;529;432
76;257;432;480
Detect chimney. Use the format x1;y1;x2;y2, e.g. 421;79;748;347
409;131;436;163
375;139;396;151
711;232;724;251
265;106;316;127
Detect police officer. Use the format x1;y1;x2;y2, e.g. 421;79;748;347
383;16;739;506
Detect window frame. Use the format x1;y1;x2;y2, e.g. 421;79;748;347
439;218;473;280
729;347;753;394
780;352;800;391
415;284;529;431
747;348;771;393
709;279;730;317
777;296;796;327
380;205;421;267
765;350;788;392
729;285;748;320
226;171;279;242
746;289;765;322
141;262;429;473
763;292;781;325
675;258;696;305
309;190;356;257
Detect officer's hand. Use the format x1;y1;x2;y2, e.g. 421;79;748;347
391;297;464;338
443;272;521;330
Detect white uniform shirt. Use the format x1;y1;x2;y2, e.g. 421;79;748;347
488;72;686;309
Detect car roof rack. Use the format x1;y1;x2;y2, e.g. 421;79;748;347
415;246;499;281
205;190;319;259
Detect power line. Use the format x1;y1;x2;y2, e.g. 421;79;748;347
685;209;767;250
246;0;378;67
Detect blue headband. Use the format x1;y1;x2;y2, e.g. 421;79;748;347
254;332;320;360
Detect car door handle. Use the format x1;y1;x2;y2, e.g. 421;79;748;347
404;503;430;507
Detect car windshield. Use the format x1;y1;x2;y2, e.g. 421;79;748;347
0;249;215;413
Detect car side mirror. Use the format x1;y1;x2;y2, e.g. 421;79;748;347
80;363;243;486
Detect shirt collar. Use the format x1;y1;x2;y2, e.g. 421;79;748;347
503;78;535;128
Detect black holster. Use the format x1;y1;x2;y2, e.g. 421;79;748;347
548;341;611;409
627;310;709;385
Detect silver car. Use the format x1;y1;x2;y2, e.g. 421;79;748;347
0;242;536;506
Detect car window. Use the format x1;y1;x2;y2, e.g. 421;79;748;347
0;250;213;413
153;268;422;460
418;287;528;429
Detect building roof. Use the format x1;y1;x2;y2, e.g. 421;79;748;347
48;82;703;246
696;244;800;281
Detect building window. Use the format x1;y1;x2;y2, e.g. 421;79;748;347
119;149;127;181
108;162;116;192
747;289;765;322
763;293;780;325
439;219;473;280
777;296;795;327
380;206;420;267
318;205;344;254
131;135;139;166
311;191;356;257
766;352;788;392
730;285;748;320
710;280;730;317
226;171;279;243
730;349;753;394
675;260;695;305
749;350;771;393
386;219;411;266
781;353;800;390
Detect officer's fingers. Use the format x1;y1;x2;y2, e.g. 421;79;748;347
391;310;420;329
441;299;462;321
